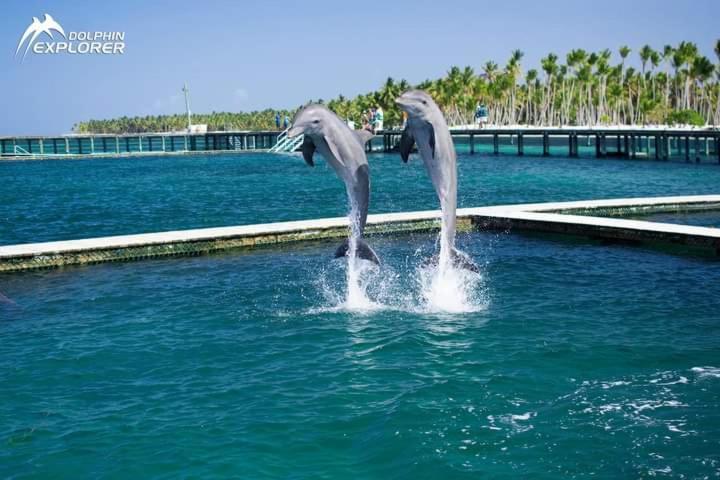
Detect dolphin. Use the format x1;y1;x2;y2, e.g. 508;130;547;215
395;90;478;272
0;291;16;306
288;104;379;264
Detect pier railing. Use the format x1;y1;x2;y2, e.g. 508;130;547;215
269;127;304;153
372;127;720;163
0;130;284;159
1;127;719;163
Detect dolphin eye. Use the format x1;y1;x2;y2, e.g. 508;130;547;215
313;119;320;124
422;100;427;105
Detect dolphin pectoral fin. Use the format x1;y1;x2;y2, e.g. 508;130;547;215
321;135;343;167
451;248;479;273
429;124;436;159
399;127;415;163
353;129;374;146
301;136;316;166
334;238;380;265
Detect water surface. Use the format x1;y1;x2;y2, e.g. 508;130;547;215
1;232;719;478
2;152;719;245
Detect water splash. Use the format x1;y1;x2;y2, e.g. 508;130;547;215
311;236;487;315
342;238;382;312
416;258;484;314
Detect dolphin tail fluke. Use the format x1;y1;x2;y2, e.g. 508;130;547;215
451;248;479;273
334;238;380;265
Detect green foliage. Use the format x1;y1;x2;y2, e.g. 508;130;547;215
666;109;706;126
75;109;297;134
645;104;670;125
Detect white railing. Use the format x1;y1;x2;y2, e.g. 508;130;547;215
229;135;243;151
269;127;303;153
13;146;32;156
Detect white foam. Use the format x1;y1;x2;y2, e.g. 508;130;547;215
691;366;720;379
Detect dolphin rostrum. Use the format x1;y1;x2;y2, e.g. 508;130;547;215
288;104;379;264
395;90;478;272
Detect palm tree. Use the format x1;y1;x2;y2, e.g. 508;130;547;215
619;45;631;76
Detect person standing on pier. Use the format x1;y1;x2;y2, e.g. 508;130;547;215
275;113;281;130
374;107;384;132
283;115;290;129
475;103;488;128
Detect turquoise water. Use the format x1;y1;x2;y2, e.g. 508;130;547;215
1;152;720;477
2;152;720;245
2;232;719;478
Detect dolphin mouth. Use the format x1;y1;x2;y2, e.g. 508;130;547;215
287;126;303;138
395;97;413;111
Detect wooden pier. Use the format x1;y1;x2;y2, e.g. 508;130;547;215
0;131;282;159
374;128;720;163
1;196;718;272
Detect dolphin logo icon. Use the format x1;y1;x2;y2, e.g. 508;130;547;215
16;13;65;61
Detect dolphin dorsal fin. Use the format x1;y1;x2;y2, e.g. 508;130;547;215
353;129;374;146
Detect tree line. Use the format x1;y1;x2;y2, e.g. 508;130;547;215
75;40;720;134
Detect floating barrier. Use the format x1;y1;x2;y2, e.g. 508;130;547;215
1;196;718;272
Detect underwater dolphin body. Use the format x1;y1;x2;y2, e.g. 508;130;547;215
288;104;379;264
395;90;478;272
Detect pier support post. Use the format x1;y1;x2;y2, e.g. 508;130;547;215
654;135;661;160
623;135;629;157
694;136;700;162
630;135;636;159
684;136;690;162
90;137;95;155
493;134;499;155
65;138;70;154
542;132;549;156
569;132;578;157
601;134;607;157
616;135;621;154
116;137;120;153
716;137;720;163
39;139;44;156
470;134;474;154
517;132;524;156
594;134;600;158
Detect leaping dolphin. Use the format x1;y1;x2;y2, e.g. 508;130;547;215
288;104;379;264
395;90;478;272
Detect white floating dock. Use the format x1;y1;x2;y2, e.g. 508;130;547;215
1;195;718;272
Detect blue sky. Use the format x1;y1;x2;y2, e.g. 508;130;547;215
1;0;718;135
